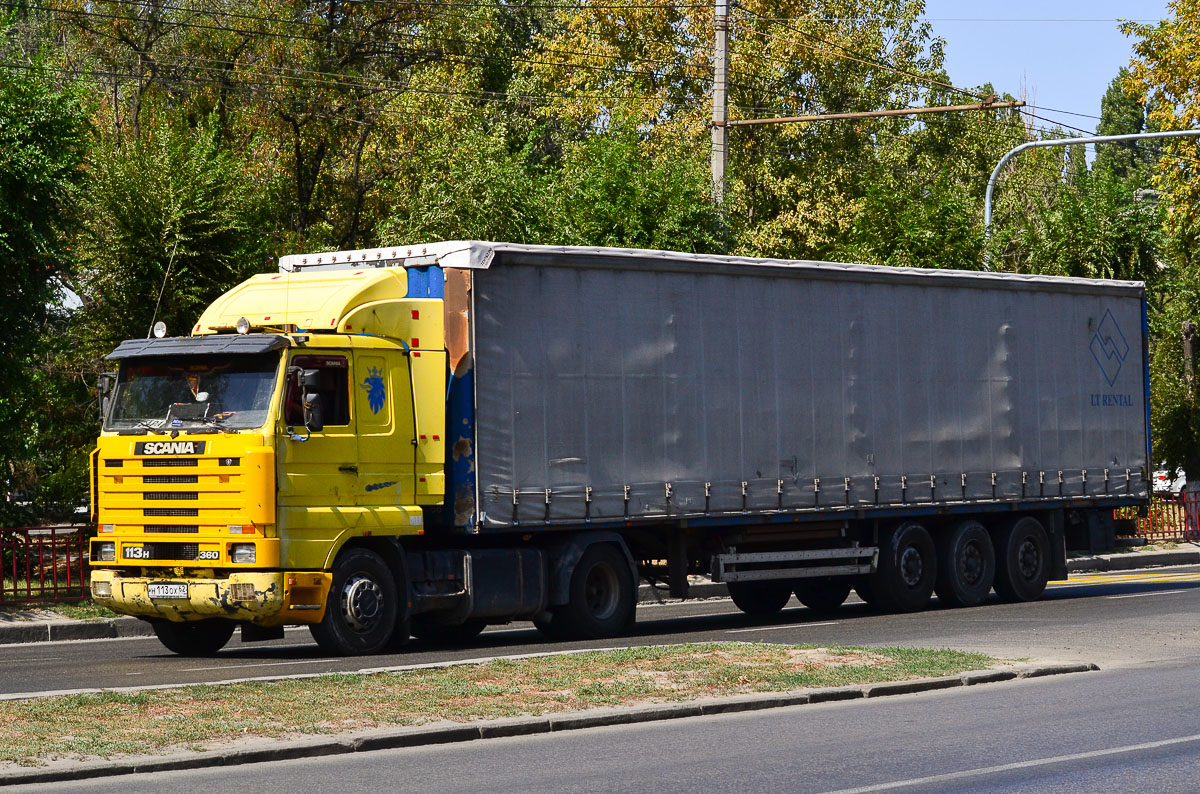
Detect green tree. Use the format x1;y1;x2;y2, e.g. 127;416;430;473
74;116;269;348
0;28;90;523
1125;4;1200;259
1095;67;1154;181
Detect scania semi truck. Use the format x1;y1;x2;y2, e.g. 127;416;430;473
88;242;1150;655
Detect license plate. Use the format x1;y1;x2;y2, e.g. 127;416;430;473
148;583;188;599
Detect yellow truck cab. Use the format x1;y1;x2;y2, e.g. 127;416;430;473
91;264;452;654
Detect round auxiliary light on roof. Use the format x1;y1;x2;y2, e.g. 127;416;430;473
236;317;251;335
152;321;167;339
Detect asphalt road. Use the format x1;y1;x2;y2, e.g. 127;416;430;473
4;566;1200;697
19;658;1200;793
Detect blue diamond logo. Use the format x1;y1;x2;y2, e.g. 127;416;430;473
1089;309;1129;388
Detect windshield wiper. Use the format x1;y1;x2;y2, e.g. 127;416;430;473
116;420;169;435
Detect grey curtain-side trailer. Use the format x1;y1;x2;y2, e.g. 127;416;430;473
282;241;1150;640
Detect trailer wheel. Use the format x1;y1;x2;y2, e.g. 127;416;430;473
793;578;852;614
876;521;937;612
310;548;397;655
151;619;235;656
993;516;1050;602
727;580;793;615
411;617;488;645
934;520;996;608
538;543;636;640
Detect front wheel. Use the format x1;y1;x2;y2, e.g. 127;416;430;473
310;548;398;655
151;619;235;656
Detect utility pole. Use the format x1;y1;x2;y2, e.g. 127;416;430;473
710;0;729;203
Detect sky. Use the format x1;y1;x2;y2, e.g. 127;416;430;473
922;1;1170;137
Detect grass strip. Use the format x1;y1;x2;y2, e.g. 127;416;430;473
0;642;995;767
0;600;119;622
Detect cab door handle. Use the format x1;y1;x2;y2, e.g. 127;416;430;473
339;465;358;474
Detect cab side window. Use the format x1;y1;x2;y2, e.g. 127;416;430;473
284;355;351;427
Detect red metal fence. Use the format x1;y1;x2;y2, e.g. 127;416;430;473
1116;493;1200;543
0;525;92;604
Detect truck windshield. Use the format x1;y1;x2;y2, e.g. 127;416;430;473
106;352;281;432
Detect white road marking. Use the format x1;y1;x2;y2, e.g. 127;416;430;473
727;621;839;634
8;657;62;663
181;659;340;673
1107;589;1188;600
821;732;1200;794
232;642;313;650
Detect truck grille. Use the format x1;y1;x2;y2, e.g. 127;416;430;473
143;525;199;534
143;475;199;484
144;508;199;517
143;458;198;467
144;492;199;501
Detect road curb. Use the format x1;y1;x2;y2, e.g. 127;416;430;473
1067;550;1200;572
0;661;1098;787
0;616;154;645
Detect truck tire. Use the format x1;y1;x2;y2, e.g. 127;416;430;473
310;548;397;655
853;576;881;608
411;617;488;645
793;578;852;614
727;580;793;615
875;521;937;613
934;520;996;608
151;619;235;656
537;543;636;640
993;516;1050;602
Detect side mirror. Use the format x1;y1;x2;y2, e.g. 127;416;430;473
301;369;321;390
303;392;324;433
97;372;116;421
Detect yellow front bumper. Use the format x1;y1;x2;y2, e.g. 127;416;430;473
90;570;330;626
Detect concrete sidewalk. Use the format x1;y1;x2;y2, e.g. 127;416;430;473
2;543;1197;646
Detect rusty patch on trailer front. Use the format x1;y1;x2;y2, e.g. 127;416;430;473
444;268;472;377
452;437;473;463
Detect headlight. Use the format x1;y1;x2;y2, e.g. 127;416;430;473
230;543;256;564
92;580;112;598
95;542;115;562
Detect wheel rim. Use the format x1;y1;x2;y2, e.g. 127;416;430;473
584;562;620;621
959;540;984;586
1017;538;1041;581
341;574;383;632
899;546;924;588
